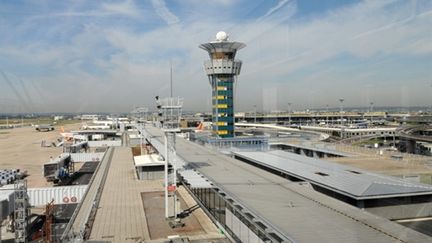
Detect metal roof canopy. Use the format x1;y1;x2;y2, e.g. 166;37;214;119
179;169;213;188
133;154;164;167
270;142;353;157
45;153;71;165
234;150;432;200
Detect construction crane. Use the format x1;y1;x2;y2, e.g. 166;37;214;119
44;200;55;243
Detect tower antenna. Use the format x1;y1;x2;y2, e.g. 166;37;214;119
170;60;173;98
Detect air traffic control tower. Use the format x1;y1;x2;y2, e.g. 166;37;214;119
200;31;245;138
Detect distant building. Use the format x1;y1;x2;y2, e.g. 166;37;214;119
54;115;64;121
80;114;99;120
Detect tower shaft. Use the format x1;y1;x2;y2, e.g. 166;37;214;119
210;74;234;137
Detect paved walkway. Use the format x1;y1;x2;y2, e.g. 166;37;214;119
67;147;113;239
89;147;162;242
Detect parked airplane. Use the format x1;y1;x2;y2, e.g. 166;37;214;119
35;124;54;132
196;122;204;132
81;123;110;130
60;127;87;141
60;126;73;141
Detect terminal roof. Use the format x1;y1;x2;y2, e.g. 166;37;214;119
234;150;432;199
142;125;432;242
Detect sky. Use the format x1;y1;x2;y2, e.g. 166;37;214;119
0;0;431;113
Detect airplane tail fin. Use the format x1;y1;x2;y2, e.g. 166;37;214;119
197;122;204;130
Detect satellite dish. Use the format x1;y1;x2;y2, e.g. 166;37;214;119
216;31;228;41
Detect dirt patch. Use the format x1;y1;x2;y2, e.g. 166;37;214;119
0;124;81;187
141;191;206;240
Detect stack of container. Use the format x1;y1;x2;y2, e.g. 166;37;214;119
0;169;22;185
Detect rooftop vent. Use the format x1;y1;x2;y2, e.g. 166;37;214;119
315;172;329;176
347;170;362;174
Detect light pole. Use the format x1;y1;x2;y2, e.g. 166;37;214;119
430;83;432;112
254;105;257;123
339;98;344;138
370;102;374;124
326;104;329;126
339;98;344;126
288;102;292;125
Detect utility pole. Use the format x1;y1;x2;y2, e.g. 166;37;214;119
430;82;432;113
326;104;329;126
288;102;292;125
339;98;344;138
170;61;173;98
370;102;374;124
254;105;257;123
339;98;344;125
140;115;143;155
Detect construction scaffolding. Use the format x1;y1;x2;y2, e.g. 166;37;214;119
131;106;149;123
14;180;28;243
156;97;183;131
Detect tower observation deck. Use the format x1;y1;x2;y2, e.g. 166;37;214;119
200;31;245;138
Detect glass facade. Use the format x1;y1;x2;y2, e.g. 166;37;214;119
190;187;237;241
185;184;275;243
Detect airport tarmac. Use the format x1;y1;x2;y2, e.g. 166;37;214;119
328;144;432;179
273;140;432;182
0;124;81;187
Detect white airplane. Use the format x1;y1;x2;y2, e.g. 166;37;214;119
81;123;110;130
60;126;74;141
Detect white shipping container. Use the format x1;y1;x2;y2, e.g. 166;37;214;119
27;185;87;206
70;152;105;162
91;134;104;140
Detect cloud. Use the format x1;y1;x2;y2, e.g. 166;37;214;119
151;0;180;25
240;0;432;78
101;0;140;18
0;0;431;112
30;0;141;20
258;0;295;21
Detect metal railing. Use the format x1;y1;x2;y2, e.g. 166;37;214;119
61;147;114;241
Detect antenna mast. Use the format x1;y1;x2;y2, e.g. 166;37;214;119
170;61;173;98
